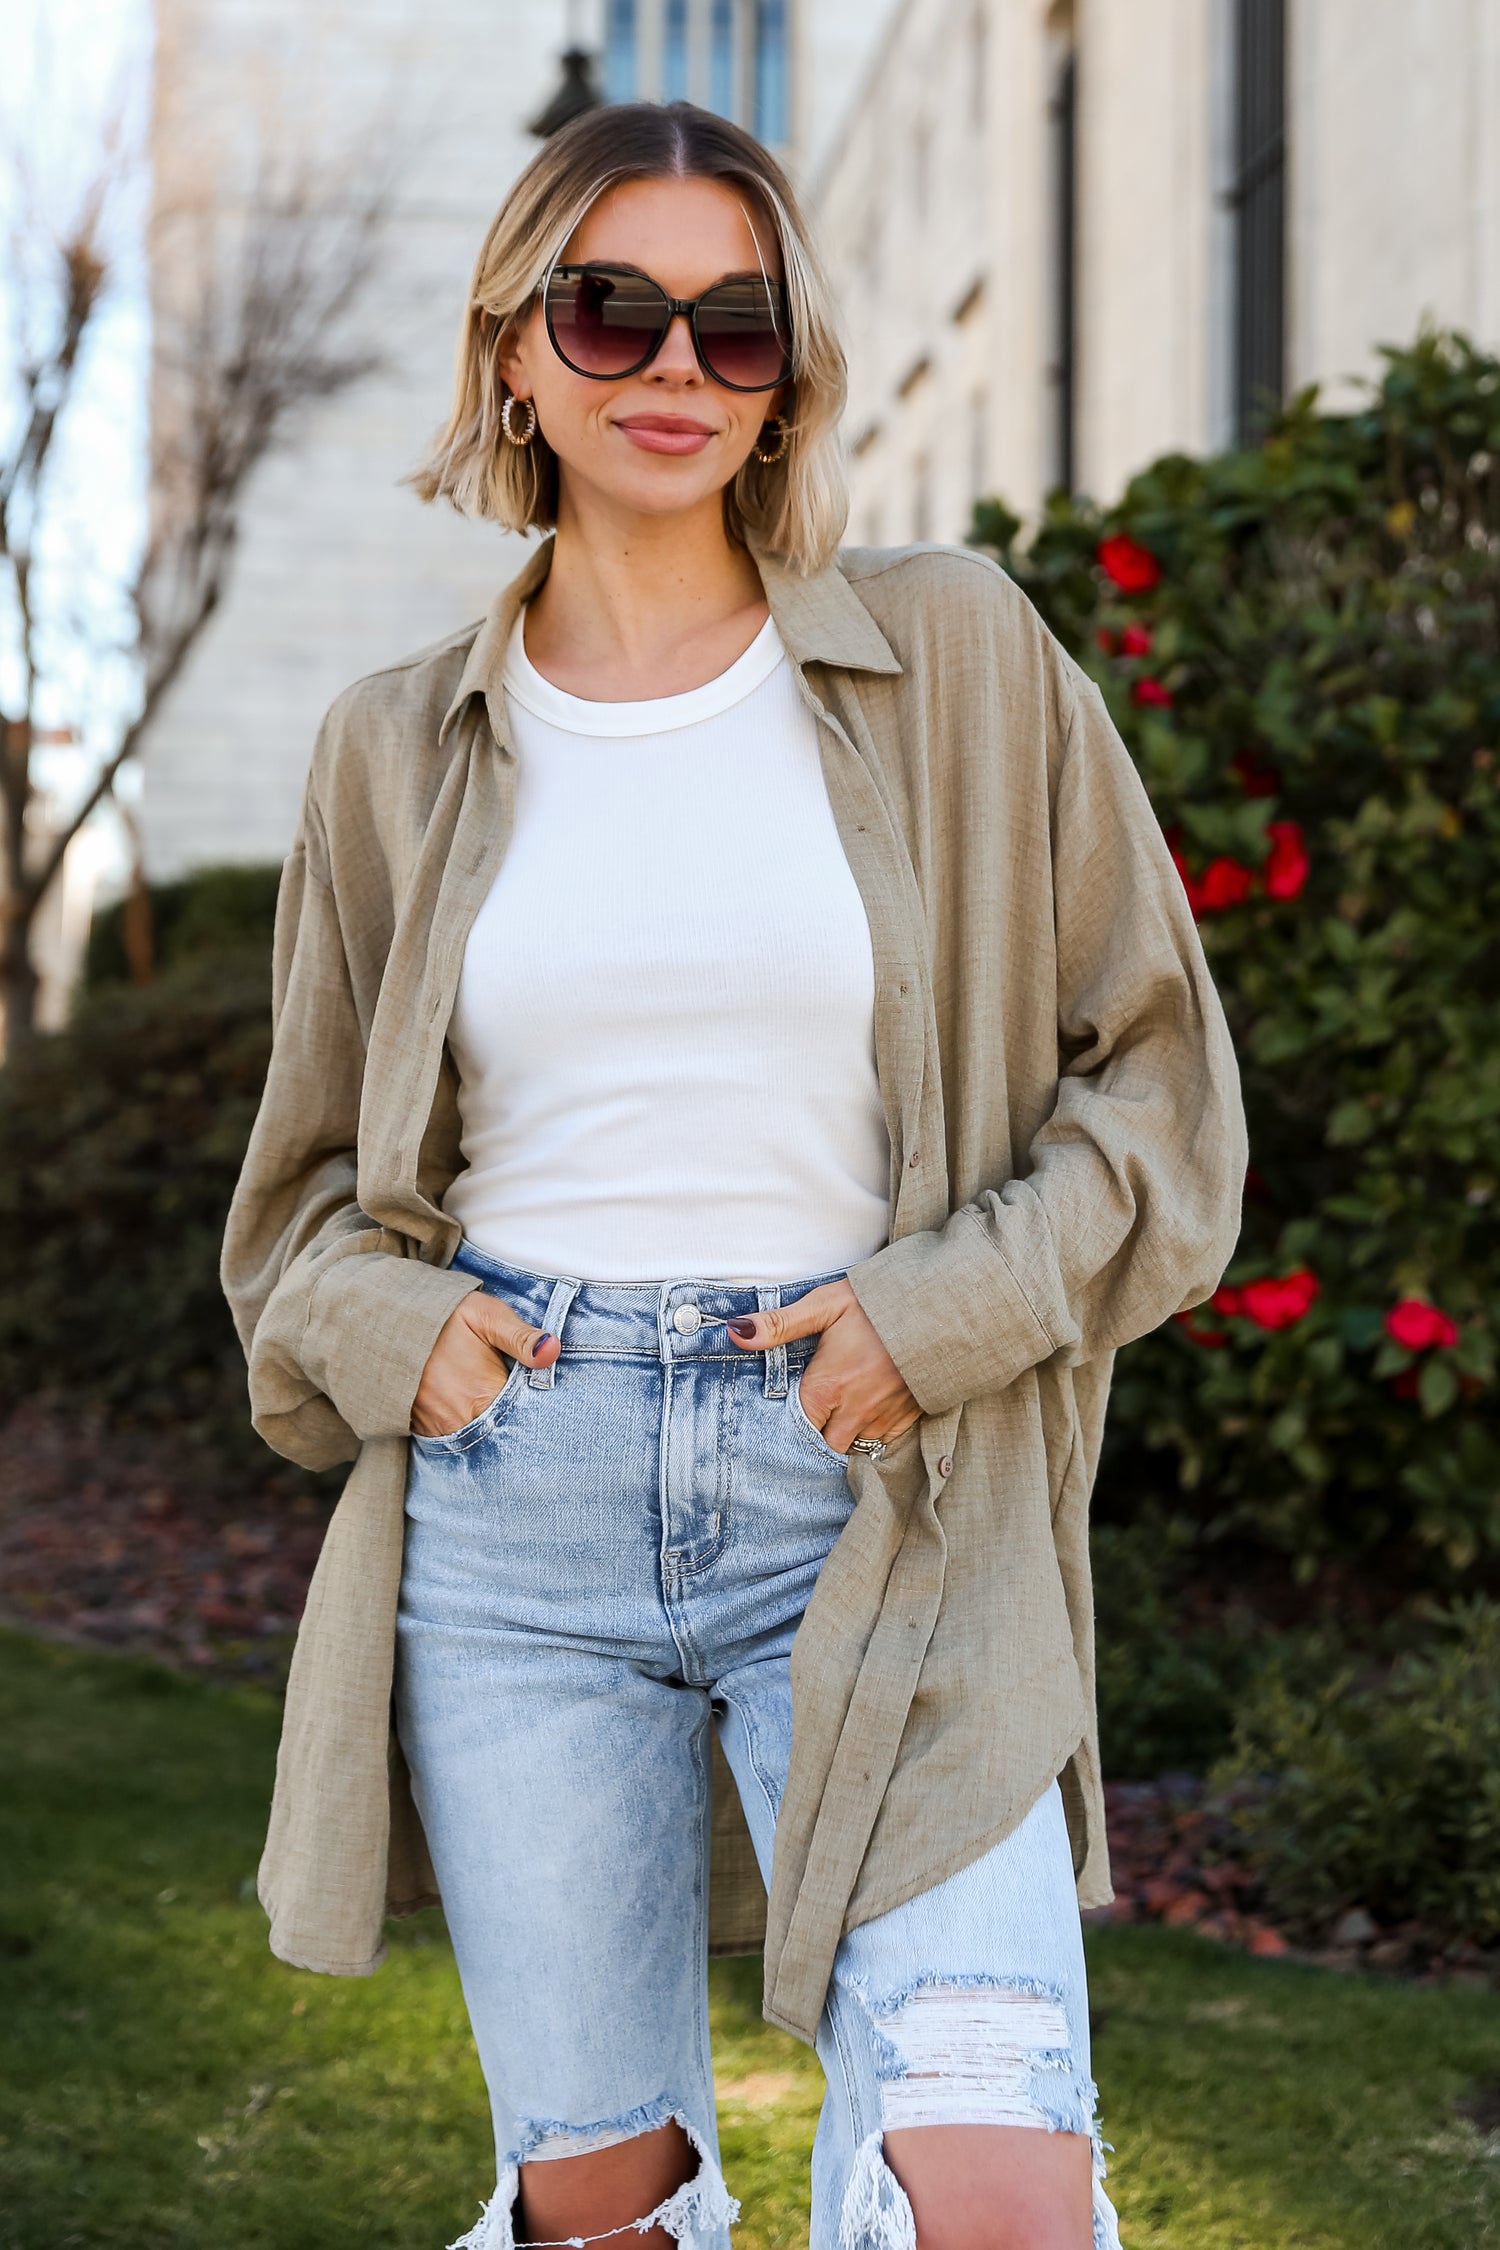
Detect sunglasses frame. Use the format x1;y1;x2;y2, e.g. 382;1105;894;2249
540;260;793;394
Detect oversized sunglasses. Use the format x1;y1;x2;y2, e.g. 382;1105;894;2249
541;261;793;392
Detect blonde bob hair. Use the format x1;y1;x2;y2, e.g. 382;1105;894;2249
409;101;849;574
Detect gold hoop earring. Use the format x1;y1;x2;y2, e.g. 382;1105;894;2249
502;394;537;447
753;416;789;465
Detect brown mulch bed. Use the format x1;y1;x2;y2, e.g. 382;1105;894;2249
4;1402;1494;1988
0;1401;332;1685
1088;1775;1500;1988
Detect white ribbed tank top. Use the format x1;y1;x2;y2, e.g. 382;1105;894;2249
439;609;891;1284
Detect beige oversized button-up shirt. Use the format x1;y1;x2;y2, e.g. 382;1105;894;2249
222;535;1245;2043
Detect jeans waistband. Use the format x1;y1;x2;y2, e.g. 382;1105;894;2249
449;1239;849;1393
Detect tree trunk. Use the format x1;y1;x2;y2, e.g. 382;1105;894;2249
0;893;39;1055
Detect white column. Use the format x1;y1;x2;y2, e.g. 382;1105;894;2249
1073;0;1216;500
1289;0;1500;405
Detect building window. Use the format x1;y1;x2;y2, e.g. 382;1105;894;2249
710;0;736;116
1229;0;1286;443
605;0;637;101
753;0;788;144
663;0;690;100
1046;45;1078;493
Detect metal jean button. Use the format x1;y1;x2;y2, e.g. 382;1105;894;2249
672;1303;702;1335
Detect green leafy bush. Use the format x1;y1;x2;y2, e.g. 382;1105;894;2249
85;864;282;990
1092;1519;1269;1777
0;939;274;1463
1216;1599;1500;1942
974;331;1500;1579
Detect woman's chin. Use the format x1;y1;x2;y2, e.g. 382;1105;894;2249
571;458;732;523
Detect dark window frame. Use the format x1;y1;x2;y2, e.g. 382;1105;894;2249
1048;46;1077;494
1228;0;1287;444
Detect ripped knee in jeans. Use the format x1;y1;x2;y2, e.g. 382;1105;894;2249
839;1978;1122;2250
448;2099;739;2250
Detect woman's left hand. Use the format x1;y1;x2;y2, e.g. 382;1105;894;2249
726;1279;922;1452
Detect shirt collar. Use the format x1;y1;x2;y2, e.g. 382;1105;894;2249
438;531;903;749
437;536;555;749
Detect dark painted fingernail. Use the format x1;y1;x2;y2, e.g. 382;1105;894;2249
727;1317;757;1341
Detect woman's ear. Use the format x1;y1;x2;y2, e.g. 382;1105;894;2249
494;311;534;403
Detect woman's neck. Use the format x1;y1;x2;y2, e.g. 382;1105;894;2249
521;486;771;702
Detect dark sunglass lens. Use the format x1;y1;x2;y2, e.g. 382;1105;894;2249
547;269;667;376
695;278;792;388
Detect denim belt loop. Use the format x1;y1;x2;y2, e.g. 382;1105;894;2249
757;1284;787;1398
529;1276;582;1387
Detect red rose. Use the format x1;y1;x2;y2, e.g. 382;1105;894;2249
1384;1299;1459;1351
1210;1284;1244;1315
1230;749;1281;798
1120;622;1153;656
1239;1269;1319;1330
1391;1368;1421;1400
1097;533;1163;593
1198;857;1255;911
1095;627;1117;654
1165;827;1253;920
1132;677;1173;708
1263;820;1310;901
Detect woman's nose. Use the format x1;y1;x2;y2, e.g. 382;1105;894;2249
643;310;703;382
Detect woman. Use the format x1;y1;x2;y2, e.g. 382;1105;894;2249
224;101;1244;2250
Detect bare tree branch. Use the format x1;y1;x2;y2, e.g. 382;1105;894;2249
1;101;397;1049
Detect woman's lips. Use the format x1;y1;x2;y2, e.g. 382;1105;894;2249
614;414;716;455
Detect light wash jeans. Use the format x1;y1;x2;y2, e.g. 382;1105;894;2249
395;1243;1122;2250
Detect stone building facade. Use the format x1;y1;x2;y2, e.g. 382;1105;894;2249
817;0;1500;546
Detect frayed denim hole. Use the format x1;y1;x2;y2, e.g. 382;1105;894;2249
446;2158;519;2250
839;2131;918;2250
457;2103;740;2250
517;2091;678;2163
852;1977;1095;2136
840;1977;1123;2250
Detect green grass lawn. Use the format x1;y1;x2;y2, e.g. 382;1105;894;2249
1;1628;1498;2250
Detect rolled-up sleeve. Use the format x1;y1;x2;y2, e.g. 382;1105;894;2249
220;778;477;1469
845;657;1247;1418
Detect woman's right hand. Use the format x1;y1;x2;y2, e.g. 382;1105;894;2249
410;1292;562;1438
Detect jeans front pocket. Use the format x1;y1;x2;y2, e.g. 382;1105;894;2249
410;1354;529;1456
785;1366;852;1467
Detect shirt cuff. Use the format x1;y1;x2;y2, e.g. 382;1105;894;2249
300;1245;482;1441
844;1207;1058;1415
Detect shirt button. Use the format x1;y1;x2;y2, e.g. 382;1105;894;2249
937;1454;954;1478
907;1147;921;1168
672;1303;702;1335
